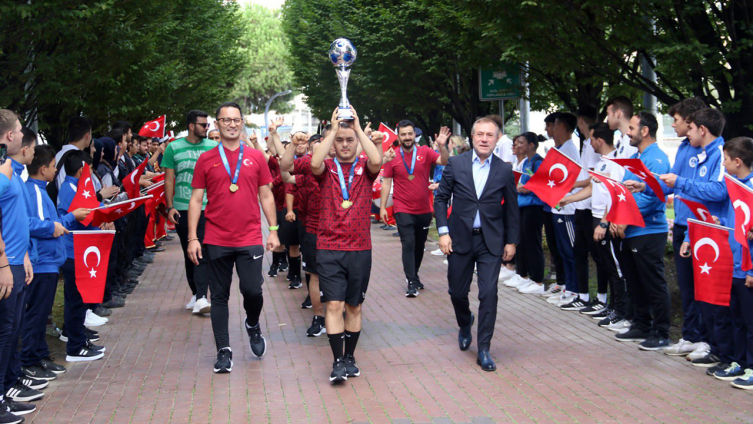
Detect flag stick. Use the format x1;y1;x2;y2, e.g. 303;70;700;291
93;195;153;210
688;218;733;232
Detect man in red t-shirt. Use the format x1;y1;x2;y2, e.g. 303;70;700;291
265;118;288;277
380;121;450;297
281;132;309;290
312;107;382;383
187;102;279;374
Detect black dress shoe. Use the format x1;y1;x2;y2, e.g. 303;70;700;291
477;350;496;372
458;314;474;351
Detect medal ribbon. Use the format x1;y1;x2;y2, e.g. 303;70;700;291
218;143;244;185
334;157;356;201
400;146;417;177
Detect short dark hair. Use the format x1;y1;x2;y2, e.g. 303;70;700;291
576;104;598;123
187;110;209;127
724;137;753;168
215;102;242;119
28;144;56;175
396;119;415;132
63;150;89;177
636;111;659;139
67;117;92;143
544;112;560;124
687;108;725;137
111;120;132;132
589;122;614;146
606;96;634;117
667;97;707;119
308;134;323;144
106;128;125;144
555;113;577;133
518;132;539;149
0;109;19;136
21;126;37;148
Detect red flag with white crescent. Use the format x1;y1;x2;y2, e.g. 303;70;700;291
73;230;115;303
144;182;166;205
151;172;165;183
725;175;753;271
523;148;581;208
89;195;153;227
378;123;398;153
605;157;665;203
679;197;715;224
689;219;734;306
68;163;101;224
122;159;149;200
138;115;166;139
590;171;645;227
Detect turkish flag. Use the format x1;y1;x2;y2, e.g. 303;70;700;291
679;197;715;224
606;158;665;203
68;164;100;224
378;123;398;153
151;172;165;183
513;170;523;186
89;195;153;227
590;171;645;227
138;115;166;139
73;230;115;303
725;175;753;271
143;181;166;205
689;219;734;306
122;159;149;200
523;147;581;208
372;170;383;200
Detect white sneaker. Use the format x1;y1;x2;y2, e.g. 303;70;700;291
498;267;516;281
547;292;565;304
504;274;528;288
515;279;535;292
430;249;444;256
606;319;631;333
686;342;711;361
442;259;448;265
663;338;700;356
85;309;107;327
192;297;211;315
186;295;197;310
556;293;578;306
541;284;564;298
519;282;545;294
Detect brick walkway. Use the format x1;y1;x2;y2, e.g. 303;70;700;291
29;226;752;423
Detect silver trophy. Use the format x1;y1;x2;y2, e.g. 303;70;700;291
328;38;357;121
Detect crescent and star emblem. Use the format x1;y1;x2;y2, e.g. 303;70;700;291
148;121;161;132
83;246;102;278
547;164;569;188
697;208;710;222
733;200;751;236
693;237;720;275
243;159;253;167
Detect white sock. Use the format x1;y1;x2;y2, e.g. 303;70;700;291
580;293;589;302
597;293;607;304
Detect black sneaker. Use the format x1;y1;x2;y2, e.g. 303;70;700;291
692;353;721;368
213;348;233;373
278;261;288;273
5;381;43;402
246;320;267;358
40;357;66;375
580;301;607;315
84;327;100;342
560;297;588;311
86;340;106;352
414;277;425;290
65;347;104;362
288;277;302;289
706;362;730;376
330;358;348;382
17;376;47;391
638;335;670;351
267;265;278;277
301;295;312;309
405;281;418;298
615;328;650;342
343;354;360;377
592;308;612;320
598;310;618;327
4;398;35;416
21;364;56;381
306;316;326;337
0;406;23;424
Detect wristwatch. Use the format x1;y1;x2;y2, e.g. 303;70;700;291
599;222;609;229
438;230;449;237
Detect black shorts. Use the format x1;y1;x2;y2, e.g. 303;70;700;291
318;250;372;306
205;244;265;298
279;209;300;246
302;232;319;274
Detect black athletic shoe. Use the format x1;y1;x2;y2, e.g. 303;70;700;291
330;358;347;382
17;376;47;391
21;364;56;381
278;262;288;273
5;381;43;402
692;353;721;368
638;335;670;351
301;295;312;309
246;320;267;358
615;328;650;342
560;298;588;311
580;301;607;315
84;327;100;342
93;306;112;317
414;277;425;290
86;340;105;352
0;409;23;424
213;348;233;373
288;277;302;289
40;357;66;374
592;308;612;320
267;266;278;277
343;354;360;377
405;281;418;298
306;316;326;337
4;398;35;416
706;362;730;376
65;347;104;362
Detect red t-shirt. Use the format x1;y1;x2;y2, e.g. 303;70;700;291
315;157;378;251
192;145;273;247
267;156;285;211
382;145;440;214
293;156;321;234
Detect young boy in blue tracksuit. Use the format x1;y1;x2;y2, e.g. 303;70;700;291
56;150;107;362
20;145;90;379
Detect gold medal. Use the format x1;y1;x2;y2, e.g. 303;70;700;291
342;200;353;209
408;175;415;181
229;183;239;193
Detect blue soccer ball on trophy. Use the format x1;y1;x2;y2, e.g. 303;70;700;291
329;38;357;68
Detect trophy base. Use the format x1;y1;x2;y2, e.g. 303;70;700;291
337;107;354;121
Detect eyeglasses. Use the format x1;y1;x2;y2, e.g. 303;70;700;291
217;118;242;126
195;123;210;128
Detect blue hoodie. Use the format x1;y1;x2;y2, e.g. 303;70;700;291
622;143;671;238
0;161;31;265
25;178;78;273
717;173;753;280
57;175;101;259
517;154;545;208
675;137;727;235
654;138;702;227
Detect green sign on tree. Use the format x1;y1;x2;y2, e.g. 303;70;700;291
479;63;522;100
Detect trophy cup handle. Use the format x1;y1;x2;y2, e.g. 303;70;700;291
336;66;354;121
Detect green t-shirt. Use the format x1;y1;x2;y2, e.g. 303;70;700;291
161;137;218;210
